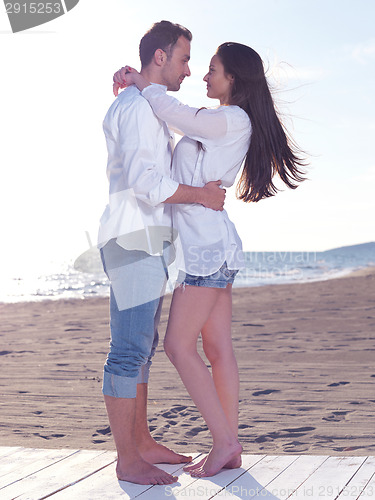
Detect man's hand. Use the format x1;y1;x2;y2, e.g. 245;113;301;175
200;181;226;211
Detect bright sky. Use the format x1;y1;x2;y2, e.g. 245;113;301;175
1;0;374;277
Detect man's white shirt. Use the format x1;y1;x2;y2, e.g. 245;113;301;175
97;84;179;255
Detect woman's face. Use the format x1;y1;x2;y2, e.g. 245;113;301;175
203;55;233;105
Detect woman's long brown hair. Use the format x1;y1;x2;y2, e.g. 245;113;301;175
217;42;306;202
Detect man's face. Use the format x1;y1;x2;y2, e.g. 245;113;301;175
161;36;191;91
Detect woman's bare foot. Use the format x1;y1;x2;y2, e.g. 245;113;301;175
138;439;192;465
190;442;242;478
177;451;241;473
116;457;178;485
183;456;207;472
224;454;242;469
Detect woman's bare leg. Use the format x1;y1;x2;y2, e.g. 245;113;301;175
164;285;242;477
184;284;241;473
201;284;241;469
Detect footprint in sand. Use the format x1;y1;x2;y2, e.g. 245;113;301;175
252;389;280;396
323;410;349;422
255;426;315;444
333;446;367;452
239;424;254;430
254;432;278;443
161;410;176;419
189;415;200;421
65;328;90;332
328;381;350;387
161;405;189;419
242;323;265;327
171;405;189;411
284;441;310;453
185;426;206;438
33;432;65;439
92;426;112;443
92;426;111;437
280;426;315;433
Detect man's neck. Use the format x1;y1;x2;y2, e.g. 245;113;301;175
140;67;164;86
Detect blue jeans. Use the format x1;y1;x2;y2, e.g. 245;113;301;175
100;239;171;398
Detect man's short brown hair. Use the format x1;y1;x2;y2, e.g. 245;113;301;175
139;20;192;68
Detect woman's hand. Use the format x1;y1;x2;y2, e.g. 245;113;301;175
113;66;149;96
113;66;137;96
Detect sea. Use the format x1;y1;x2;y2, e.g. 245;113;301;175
1;242;374;304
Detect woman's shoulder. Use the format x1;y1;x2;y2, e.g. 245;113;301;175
224;105;250;120
222;105;251;130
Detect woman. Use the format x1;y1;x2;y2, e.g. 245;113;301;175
113;42;305;477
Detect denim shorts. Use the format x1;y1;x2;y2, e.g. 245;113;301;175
178;261;238;289
100;239;172;398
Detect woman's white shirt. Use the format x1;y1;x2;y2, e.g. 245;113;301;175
142;85;251;276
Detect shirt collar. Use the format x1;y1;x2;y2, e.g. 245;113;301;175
149;82;168;91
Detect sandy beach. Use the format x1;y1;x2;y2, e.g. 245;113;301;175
1;268;374;457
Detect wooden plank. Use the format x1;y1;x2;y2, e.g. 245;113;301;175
287;456;368;499
336;455;375;499
0;446;25;467
49;461;145;500
1;448;374;500
209;455;299;499
260;455;329;499
0;449;115;500
138;454;266;500
0;446;22;459
0;448;79;487
50;453;203;500
359;473;375;499
345;456;375;499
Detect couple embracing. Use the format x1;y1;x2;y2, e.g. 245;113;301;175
98;20;304;485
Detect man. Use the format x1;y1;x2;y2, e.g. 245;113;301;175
98;21;225;485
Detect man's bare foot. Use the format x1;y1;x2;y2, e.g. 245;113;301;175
183;456;207;472
190;442;242;478
116;457;178;485
139;439;192;465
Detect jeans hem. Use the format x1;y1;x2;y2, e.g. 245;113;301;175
102;371;138;398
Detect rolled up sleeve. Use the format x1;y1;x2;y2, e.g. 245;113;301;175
118;145;178;207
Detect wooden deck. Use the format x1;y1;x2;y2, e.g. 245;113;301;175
0;447;374;499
